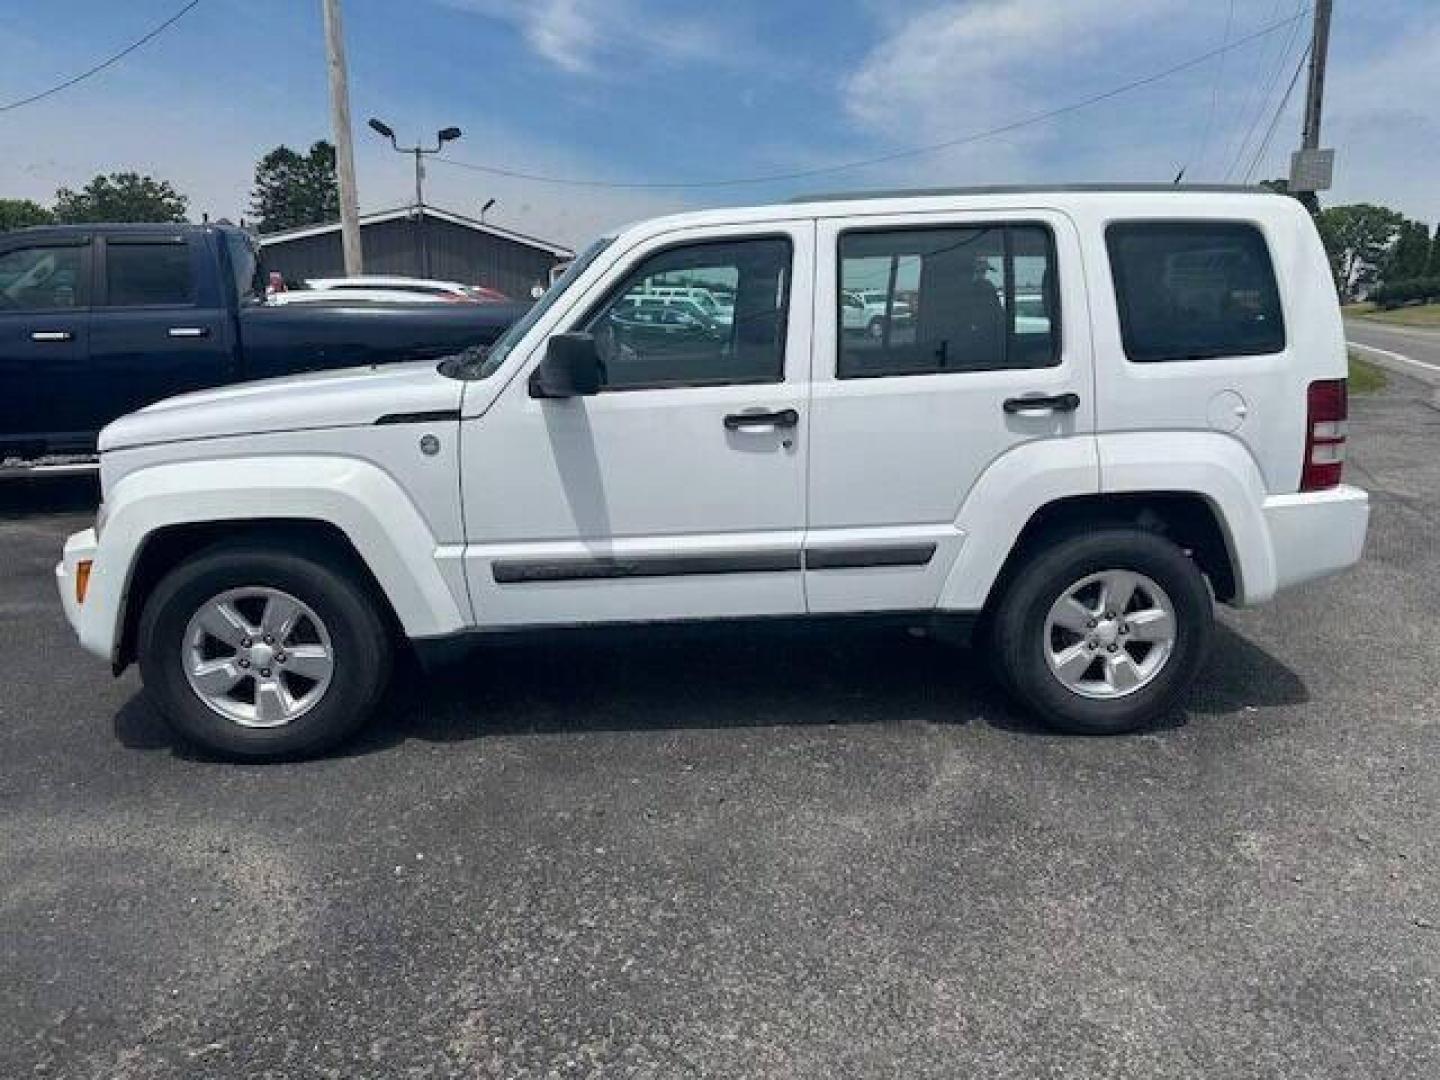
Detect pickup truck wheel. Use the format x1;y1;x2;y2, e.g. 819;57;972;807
137;545;392;760
991;528;1213;734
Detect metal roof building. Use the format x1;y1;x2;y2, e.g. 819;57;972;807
257;206;573;299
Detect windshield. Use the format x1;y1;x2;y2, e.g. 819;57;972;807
450;237;612;380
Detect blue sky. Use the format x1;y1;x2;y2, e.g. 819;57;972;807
2;0;1437;248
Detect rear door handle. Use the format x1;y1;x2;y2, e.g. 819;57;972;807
724;408;800;431
1003;392;1080;416
31;330;74;343
168;326;210;339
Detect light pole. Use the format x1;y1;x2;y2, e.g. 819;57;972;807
367;118;462;278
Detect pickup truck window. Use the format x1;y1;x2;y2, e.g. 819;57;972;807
1106;221;1285;362
837;223;1060;378
224;230;264;303
105;240;195;307
0;245;87;311
584;237;791;391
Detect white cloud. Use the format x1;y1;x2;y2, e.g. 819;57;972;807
439;0;728;76
843;0;1167;142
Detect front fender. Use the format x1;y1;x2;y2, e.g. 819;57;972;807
82;456;467;660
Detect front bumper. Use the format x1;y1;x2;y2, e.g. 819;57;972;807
1263;483;1370;594
56;528;111;661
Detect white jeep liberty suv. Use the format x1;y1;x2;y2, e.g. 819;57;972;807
58;186;1369;759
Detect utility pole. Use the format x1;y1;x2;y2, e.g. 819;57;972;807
1301;0;1332;155
322;0;364;274
1291;0;1334;214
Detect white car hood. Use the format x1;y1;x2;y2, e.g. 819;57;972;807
99;361;463;452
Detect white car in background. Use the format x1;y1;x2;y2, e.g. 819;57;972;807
842;289;913;337
271;276;509;305
635;285;734;326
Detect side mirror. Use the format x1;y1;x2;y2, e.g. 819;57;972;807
529;332;603;398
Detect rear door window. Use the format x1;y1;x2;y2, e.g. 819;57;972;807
104;239;196;307
836;223;1060;378
1106;221;1285;362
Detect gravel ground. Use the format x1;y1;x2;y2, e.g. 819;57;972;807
2;373;1437;1079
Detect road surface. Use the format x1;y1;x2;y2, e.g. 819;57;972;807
1346;317;1440;378
4;371;1440;1079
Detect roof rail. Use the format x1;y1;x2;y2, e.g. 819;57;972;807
789;182;1272;203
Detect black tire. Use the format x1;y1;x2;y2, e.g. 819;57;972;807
990;528;1213;734
137;542;393;761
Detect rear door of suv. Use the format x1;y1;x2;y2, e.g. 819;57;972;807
805;208;1095;613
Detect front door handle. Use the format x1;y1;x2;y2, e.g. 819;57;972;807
724;408;800;431
1003;392;1080;416
168;326;210;339
31;330;74;343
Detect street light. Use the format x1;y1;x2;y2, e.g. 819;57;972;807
367;117;462;276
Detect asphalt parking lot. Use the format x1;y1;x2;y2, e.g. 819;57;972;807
3;373;1439;1080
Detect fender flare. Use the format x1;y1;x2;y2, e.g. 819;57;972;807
85;456;466;659
937;436;1101;611
936;431;1275;612
1096;431;1276;605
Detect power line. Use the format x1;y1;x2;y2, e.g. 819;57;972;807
1218;0;1289;176
1243;42;1312;182
1223;0;1308;181
0;1;204;114
435;7;1312;192
1188;0;1235;178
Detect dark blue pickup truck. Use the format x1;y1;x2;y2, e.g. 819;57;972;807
0;222;524;460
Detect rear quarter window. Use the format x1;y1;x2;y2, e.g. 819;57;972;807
1106;221;1285;363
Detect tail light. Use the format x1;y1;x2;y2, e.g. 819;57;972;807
1301;378;1348;491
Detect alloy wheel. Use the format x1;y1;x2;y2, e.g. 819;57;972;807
181;587;335;727
1042;569;1177;700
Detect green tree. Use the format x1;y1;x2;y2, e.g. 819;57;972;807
249;141;339;233
1384;219;1432;283
1314;204;1404;300
1430;223;1440;277
0;198;54;231
53;172;188;223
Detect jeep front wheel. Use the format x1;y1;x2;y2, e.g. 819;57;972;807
991;528;1213;734
138;543;393;760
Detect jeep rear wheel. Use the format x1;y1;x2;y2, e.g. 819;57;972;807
138;544;392;760
991;528;1213;734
